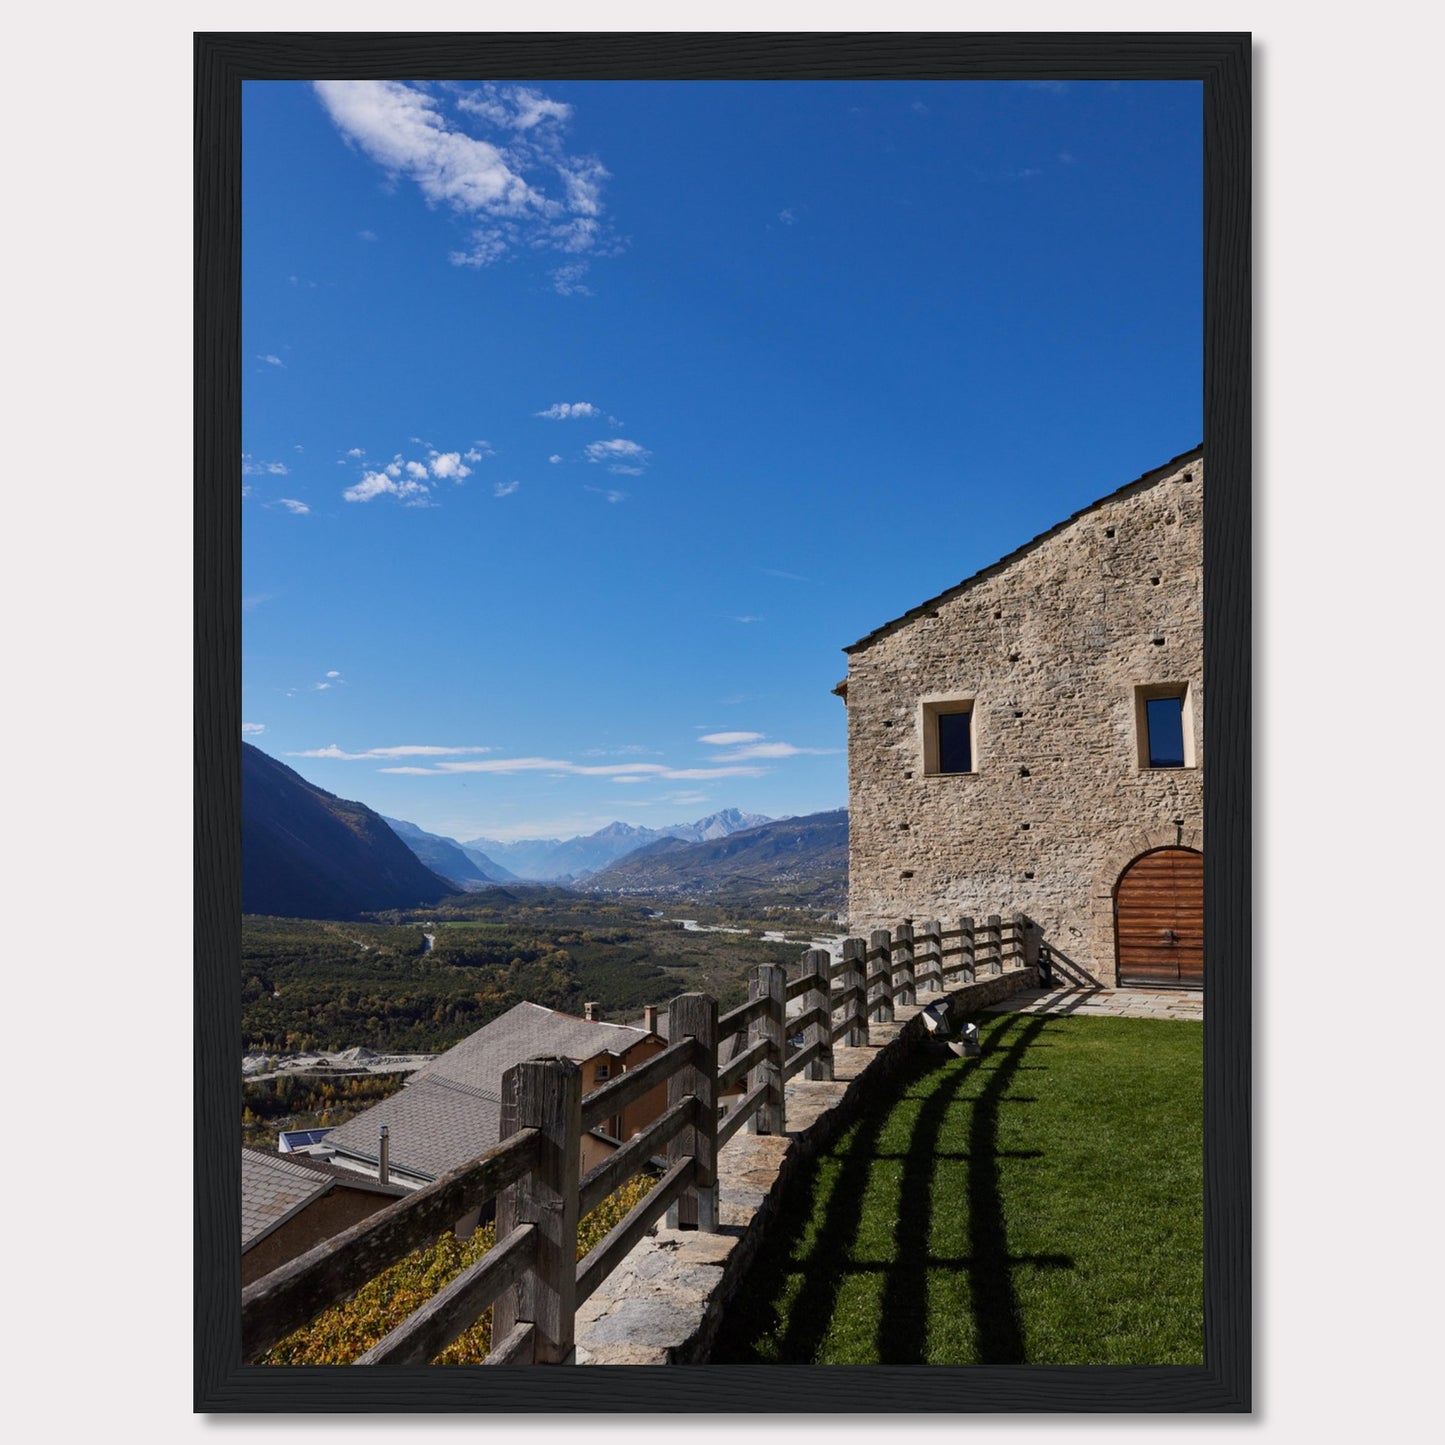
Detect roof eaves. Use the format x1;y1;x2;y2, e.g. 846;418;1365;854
841;444;1204;655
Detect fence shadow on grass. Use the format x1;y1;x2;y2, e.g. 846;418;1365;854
709;1012;1074;1364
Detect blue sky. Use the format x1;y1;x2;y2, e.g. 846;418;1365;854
242;79;1201;844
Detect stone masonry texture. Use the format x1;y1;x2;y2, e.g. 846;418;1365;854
841;449;1204;985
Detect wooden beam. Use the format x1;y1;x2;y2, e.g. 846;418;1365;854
493;1057;582;1365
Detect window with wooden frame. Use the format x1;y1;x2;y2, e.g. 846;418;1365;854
920;698;977;775
1134;682;1197;769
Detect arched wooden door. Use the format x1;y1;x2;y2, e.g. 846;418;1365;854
1114;848;1204;988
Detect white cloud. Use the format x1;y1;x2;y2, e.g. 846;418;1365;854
381;755;765;781
257;354;285;367
548;454;563;465
535;402;599;420
779;208;796;225
325;671;341;678
585;486;628;504
275;498;310;515
344;469;428;503
314;80;539;216
733;615;763;624
552;262;592;296
289;744;493;761
713;741;841;761
456;84;573;133
358;229;378;241
698;730;837;761
242;456;289;476
313;81;616;272
340;440;475;503
609;465;644;476
585;438;649;467
494;480;520;497
427;450;472;481
242;722;266;735
463;445;490;462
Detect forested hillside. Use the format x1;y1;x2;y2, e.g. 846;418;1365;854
242;743;456;919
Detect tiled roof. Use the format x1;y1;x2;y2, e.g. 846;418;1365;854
325;1002;655;1183
326;1075;502;1183
843;444;1204;654
241;1149;406;1250
415;1001;651;1094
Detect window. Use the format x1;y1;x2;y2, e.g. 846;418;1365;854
593;1063;611;1081
1134;683;1196;769
921;698;976;775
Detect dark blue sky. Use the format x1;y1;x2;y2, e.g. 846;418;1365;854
242;78;1200;841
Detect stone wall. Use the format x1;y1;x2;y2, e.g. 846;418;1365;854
841;451;1204;984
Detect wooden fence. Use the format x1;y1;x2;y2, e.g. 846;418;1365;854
239;914;1034;1367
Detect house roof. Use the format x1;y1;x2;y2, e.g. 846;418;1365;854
325;1075;502;1183
414;1001;652;1095
325;1002;656;1182
240;1148;403;1251
842;445;1204;655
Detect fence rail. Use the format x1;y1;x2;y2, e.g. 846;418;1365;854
239;911;1037;1366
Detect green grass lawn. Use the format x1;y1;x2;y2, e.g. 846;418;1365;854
710;1009;1203;1365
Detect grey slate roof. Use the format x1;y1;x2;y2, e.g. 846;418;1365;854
240;1148;402;1249
843;444;1204;654
415;1001;651;1094
325;1002;655;1183
326;1075;502;1182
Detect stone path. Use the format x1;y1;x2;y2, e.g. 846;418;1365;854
983;985;1203;1021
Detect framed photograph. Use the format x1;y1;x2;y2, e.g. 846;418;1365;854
197;31;1249;1412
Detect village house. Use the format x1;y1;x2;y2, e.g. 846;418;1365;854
837;446;1204;989
241;1148;406;1287
311;1001;668;1199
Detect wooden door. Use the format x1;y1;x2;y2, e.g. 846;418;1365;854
1114;848;1204;988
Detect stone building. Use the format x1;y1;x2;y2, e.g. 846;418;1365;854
837;446;1204;989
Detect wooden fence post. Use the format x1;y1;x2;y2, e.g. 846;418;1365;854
1004;911;1028;971
919;919;942;993
981;914;1002;976
747;964;787;1136
803;948;833;1081
494;1056;582;1364
666;993;719;1231
868;928;893;1023
958;916;976;984
893;921;916;1007
842;937;868;1045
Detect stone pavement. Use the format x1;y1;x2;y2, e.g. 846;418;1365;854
983;985;1203;1021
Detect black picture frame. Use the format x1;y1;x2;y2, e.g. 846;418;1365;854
197;31;1250;1413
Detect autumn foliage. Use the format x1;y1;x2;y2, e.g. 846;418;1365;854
262;1172;656;1364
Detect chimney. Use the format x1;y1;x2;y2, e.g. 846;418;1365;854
644;1004;658;1034
584;1002;602;1022
378;1124;390;1186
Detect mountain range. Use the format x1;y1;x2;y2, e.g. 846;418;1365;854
461;809;773;882
585;809;849;911
243;741;840;918
380;817;517;889
242;743;456;919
